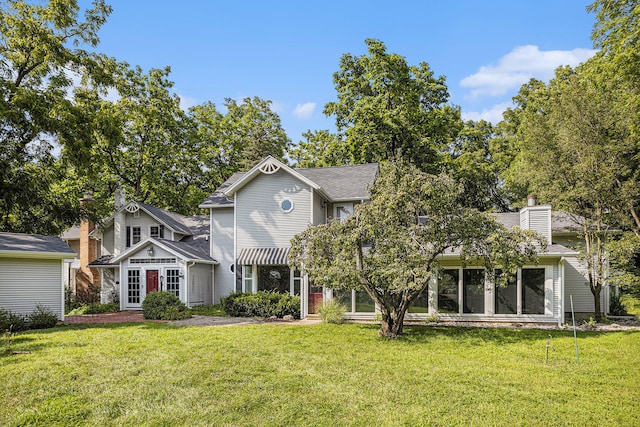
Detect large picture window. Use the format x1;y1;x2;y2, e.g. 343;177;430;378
494;269;517;314
522;268;546;314
257;266;290;293
127;270;141;304
463;269;485;314
438;269;460;314
166;269;180;297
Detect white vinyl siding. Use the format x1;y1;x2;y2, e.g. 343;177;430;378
312;189;326;225
0;258;64;319
187;263;213;306
236;169;312;248
563;257;604;313
211;207;235;303
520;206;552;243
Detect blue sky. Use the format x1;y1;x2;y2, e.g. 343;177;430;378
90;0;597;144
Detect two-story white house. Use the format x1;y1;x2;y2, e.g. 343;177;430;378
79;156;608;324
200;156;609;325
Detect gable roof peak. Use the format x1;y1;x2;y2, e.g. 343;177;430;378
223;156;326;198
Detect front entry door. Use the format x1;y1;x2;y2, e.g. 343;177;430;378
308;285;323;314
146;270;159;294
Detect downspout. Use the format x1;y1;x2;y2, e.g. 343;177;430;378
211;264;216;305
559;257;566;328
186;261;195;307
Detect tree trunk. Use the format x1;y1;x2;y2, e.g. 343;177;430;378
379;307;407;338
591;285;603;321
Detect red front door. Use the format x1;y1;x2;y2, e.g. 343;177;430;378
308;285;323;314
146;270;159;294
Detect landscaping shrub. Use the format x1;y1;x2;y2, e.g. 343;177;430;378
221;292;301;319
318;299;347;324
0;308;28;332
609;293;628;316
142;292;191;320
26;305;59;329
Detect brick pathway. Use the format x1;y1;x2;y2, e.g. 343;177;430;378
64;311;163;324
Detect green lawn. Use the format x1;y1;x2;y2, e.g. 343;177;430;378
1;323;639;426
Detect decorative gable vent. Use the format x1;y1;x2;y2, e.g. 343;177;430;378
125;203;140;214
259;159;280;174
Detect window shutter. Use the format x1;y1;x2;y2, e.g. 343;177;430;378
126;226;131;248
159;225;164;239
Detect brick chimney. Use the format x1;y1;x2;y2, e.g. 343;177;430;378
77;192;100;293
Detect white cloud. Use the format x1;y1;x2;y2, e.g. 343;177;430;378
460;45;597;99
177;92;198;110
462;102;514;124
293;102;316;120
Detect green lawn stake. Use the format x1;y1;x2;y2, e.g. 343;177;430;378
570;295;579;364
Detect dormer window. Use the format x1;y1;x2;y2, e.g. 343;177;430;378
150;225;165;239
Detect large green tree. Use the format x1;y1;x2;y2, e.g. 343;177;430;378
0;0;113;233
322;39;461;172
86;65;206;215
500;65;635;318
290;160;543;338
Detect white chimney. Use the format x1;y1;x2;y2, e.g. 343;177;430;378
527;194;537;207
115;188;126;210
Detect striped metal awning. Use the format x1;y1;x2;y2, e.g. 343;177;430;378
237;247;290;265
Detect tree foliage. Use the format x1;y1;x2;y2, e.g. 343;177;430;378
322;39;461;172
290;160;543;338
499;64;637;318
0;0;113;233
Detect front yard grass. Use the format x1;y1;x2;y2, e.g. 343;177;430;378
1;322;639;426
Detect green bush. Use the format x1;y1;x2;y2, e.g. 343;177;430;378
27;305;59;329
68;303;120;315
142;292;191;320
609;293;628;316
0;308;28;332
221;292;300;319
318;299;347;324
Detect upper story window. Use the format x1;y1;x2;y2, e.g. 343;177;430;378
150;225;165;239
126;226;141;248
334;203;353;223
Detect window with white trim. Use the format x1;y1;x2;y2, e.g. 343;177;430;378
126;226;141;247
292;270;302;296
242;265;253;293
150;225;165;239
166;269;180;297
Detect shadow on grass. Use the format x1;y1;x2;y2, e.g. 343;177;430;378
345;322;640;344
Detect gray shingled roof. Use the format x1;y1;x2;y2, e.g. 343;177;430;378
200;163;379;207
155;239;216;263
296;163;378;201
0;232;76;256
88;254;115;267
199;172;243;208
61;225;81;240
136;202;195;235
